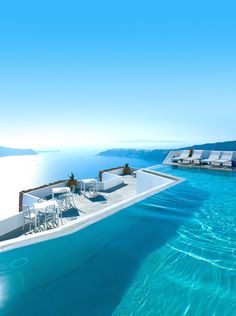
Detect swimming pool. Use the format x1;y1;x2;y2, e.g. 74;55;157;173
1;165;236;315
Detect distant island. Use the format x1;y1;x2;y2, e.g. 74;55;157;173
180;140;236;151
99;140;236;163
36;150;60;153
98;148;170;164
0;146;37;157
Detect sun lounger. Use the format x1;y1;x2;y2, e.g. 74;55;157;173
181;150;203;164
211;151;233;167
172;150;190;162
200;151;221;164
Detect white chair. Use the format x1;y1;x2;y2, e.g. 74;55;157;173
181;150;203;164
200;151;221;164
211;151;233;167
56;189;69;225
67;185;76;207
35;199;47;229
38;204;58;231
22;205;37;233
59;188;70;208
88;180;98;197
57;198;64;225
70;185;76;194
172;150;190;162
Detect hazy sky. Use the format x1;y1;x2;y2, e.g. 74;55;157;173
0;0;235;149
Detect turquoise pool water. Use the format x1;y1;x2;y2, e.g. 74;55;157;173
1;166;236;315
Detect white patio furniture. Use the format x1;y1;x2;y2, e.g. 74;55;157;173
88;180;98;197
56;198;64;225
33;200;59;231
22;205;37;233
52;187;70;199
181;150;203;164
62;185;76;209
43;204;58;230
200;151;221;165
172;150;190;162
80;178;97;195
70;185;76;194
56;188;72;224
211;151;233;167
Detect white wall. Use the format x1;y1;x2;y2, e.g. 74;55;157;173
21;181;69;211
22;193;40;211
99;172;124;191
105;167;137;175
0;213;24;237
27;181;69;199
106;167;124;176
136;170;173;194
0;181;71;237
102;172;122;181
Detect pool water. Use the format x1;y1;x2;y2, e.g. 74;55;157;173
1;166;236;315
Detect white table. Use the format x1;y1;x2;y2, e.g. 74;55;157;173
52;187;70;198
80;178;97;195
33;200;59;230
33;200;58;210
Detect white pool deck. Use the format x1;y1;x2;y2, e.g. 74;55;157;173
0;168;184;252
166;161;236;171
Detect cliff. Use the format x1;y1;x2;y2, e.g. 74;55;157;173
99;140;236;162
0;146;37;157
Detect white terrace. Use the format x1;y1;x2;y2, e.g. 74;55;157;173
0;166;183;251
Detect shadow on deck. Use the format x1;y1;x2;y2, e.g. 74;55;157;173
0;207;80;243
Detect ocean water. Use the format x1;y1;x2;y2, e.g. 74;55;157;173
1;155;236;315
0;149;153;219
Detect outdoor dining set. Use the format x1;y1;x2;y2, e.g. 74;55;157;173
22;178;99;234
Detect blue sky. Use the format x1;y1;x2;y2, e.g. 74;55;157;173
0;0;235;149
